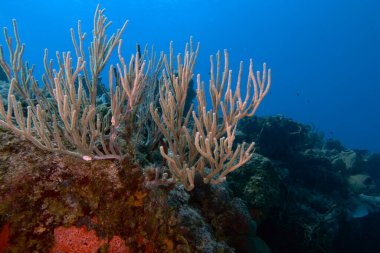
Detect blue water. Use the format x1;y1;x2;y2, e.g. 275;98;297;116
1;0;379;152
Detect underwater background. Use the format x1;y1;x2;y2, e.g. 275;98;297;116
1;1;380;253
0;0;379;152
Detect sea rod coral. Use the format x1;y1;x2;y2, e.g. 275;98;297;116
0;5;271;190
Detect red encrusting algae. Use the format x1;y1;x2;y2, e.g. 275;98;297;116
50;226;106;253
0;223;10;252
108;236;130;253
49;226;131;253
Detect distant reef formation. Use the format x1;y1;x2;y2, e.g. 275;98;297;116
0;66;8;101
233;115;380;253
1;115;379;253
0;65;6;82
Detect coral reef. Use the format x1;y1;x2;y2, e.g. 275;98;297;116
0;127;192;252
1;114;380;252
0;126;265;252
